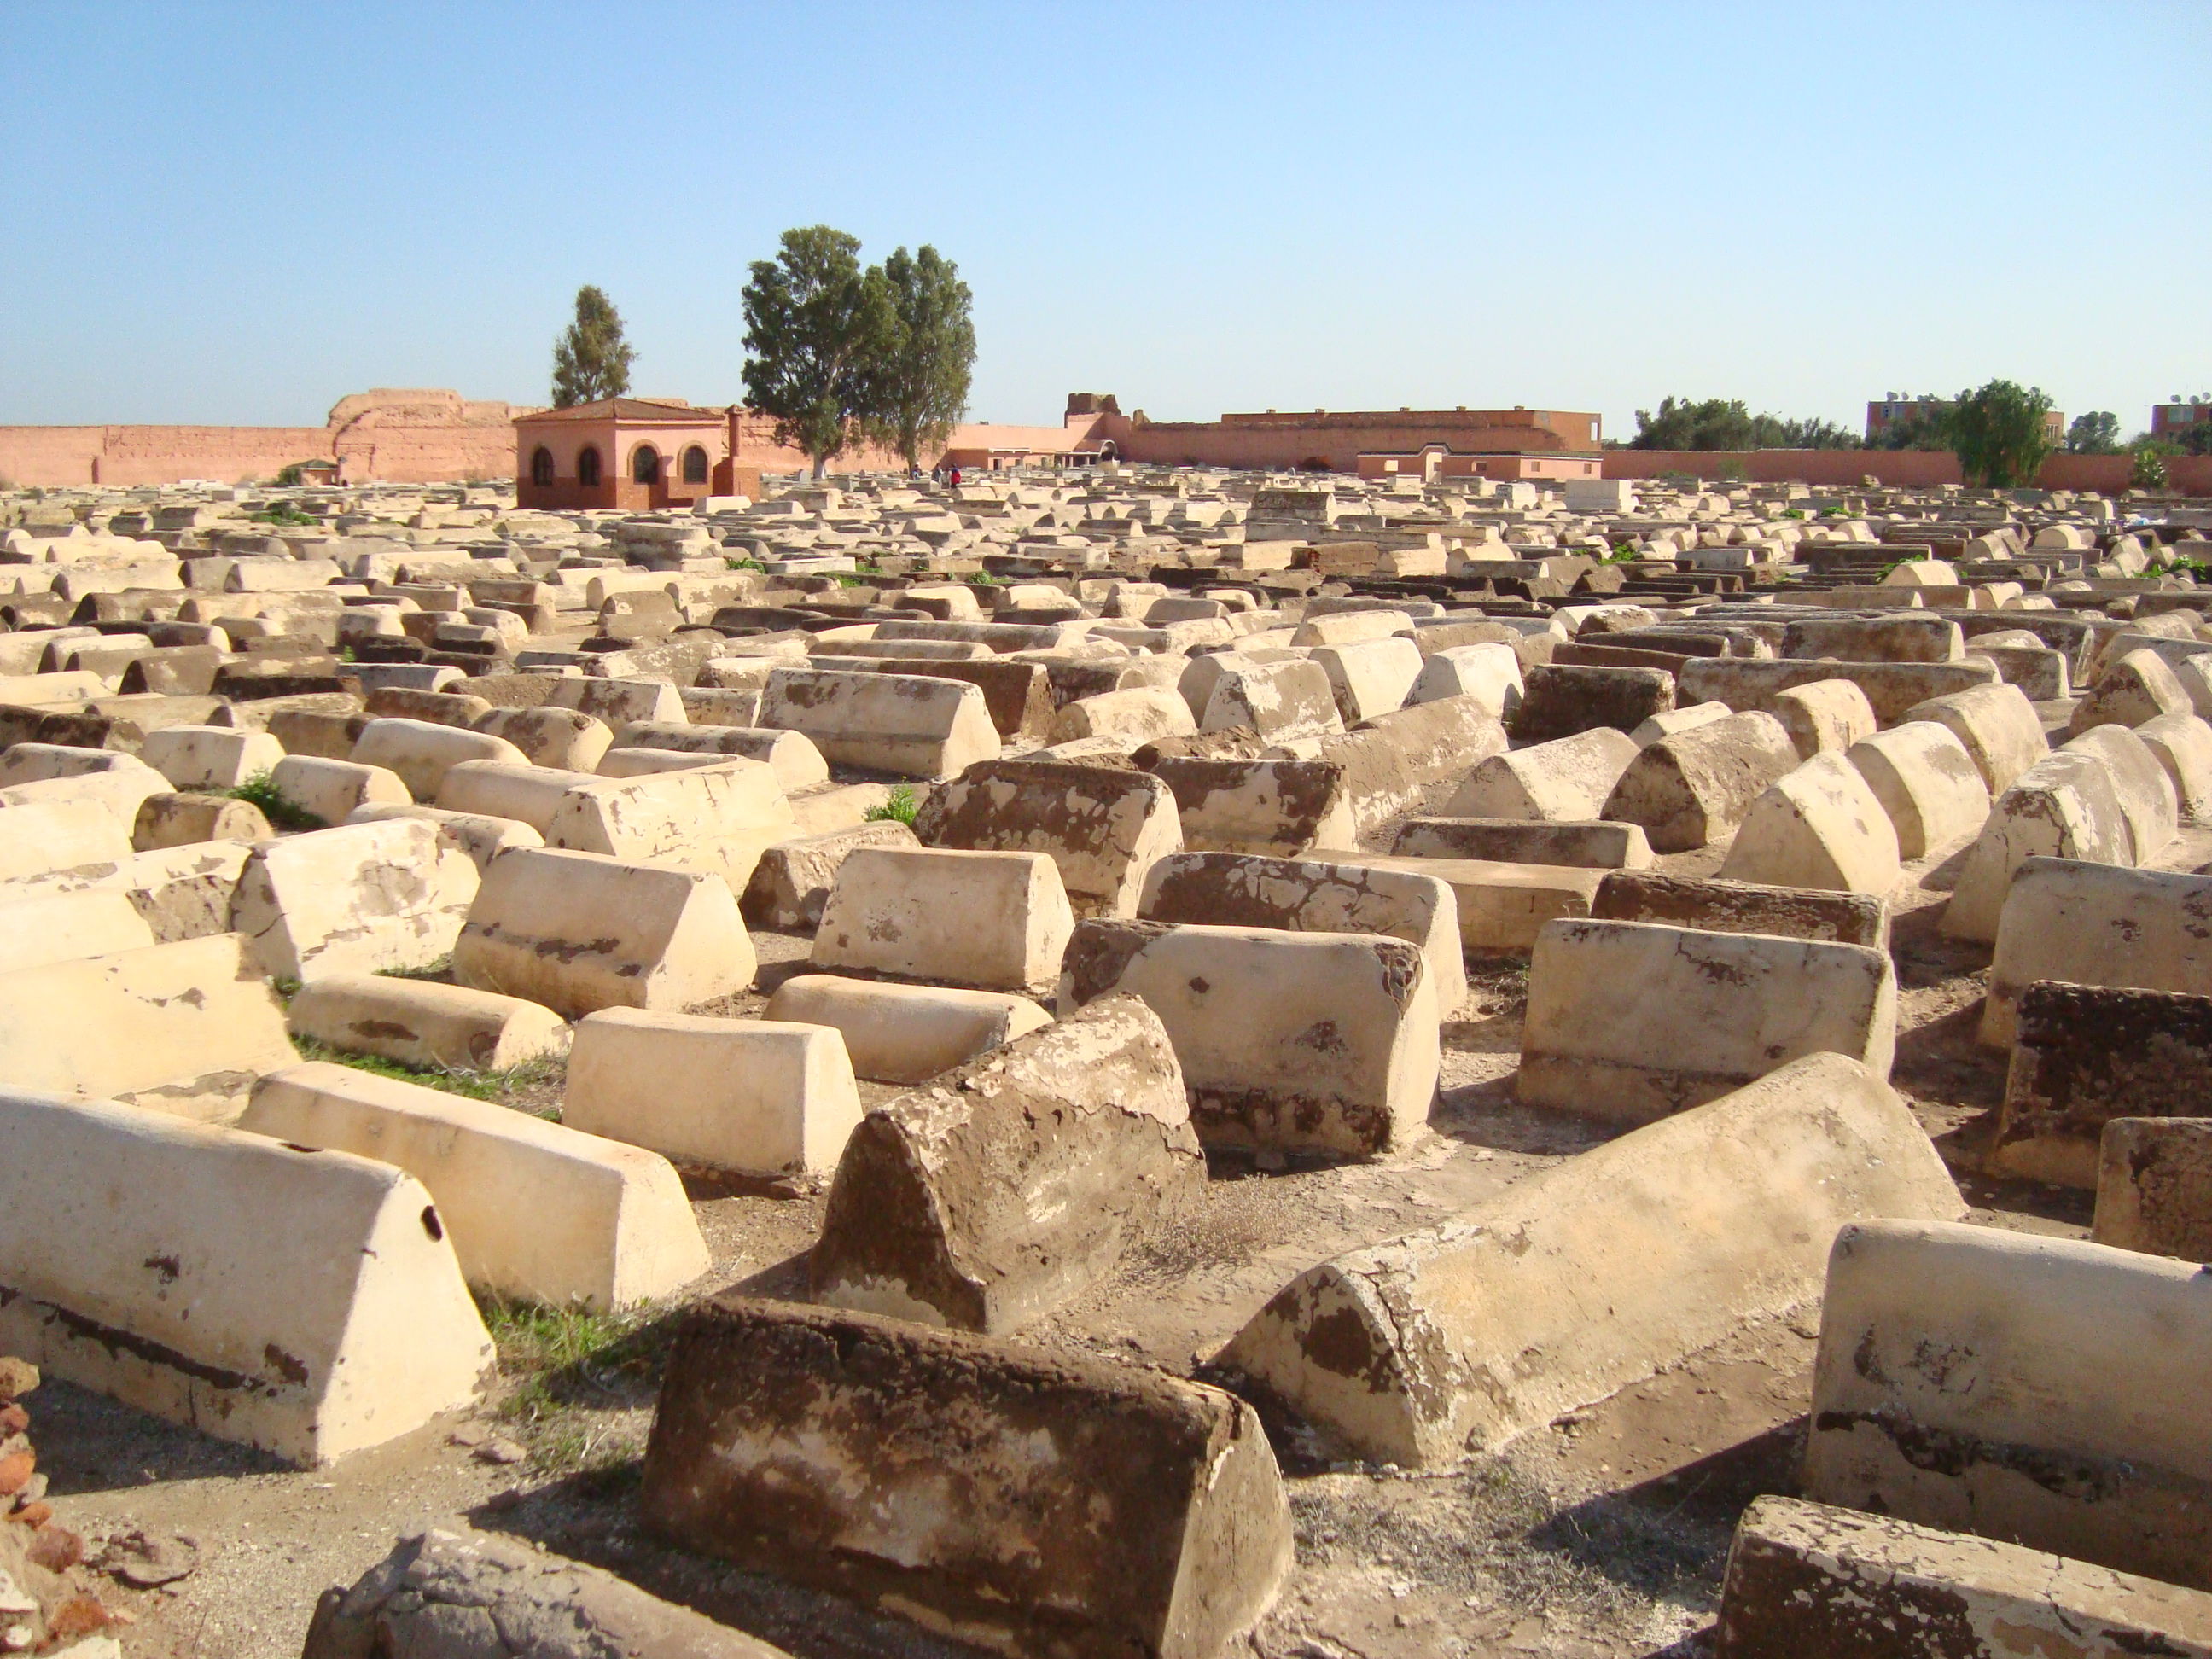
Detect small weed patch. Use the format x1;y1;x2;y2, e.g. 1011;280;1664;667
288;1035;563;1111
864;783;919;824
229;769;325;831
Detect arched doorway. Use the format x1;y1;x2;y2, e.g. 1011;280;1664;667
578;446;602;487
632;445;661;486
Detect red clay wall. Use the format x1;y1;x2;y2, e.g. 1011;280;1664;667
0;388;521;487
1601;448;2212;494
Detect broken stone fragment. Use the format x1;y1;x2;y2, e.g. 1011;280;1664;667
303;1527;792;1658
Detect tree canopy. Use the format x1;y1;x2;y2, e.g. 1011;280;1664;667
2064;411;2122;454
550;285;636;408
741;227;896;479
860;245;976;473
1625;397;1858;451
1947;380;2055;487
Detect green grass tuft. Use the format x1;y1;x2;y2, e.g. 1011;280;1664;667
288;1035;563;1109
229;769;326;831
375;956;453;982
864;783;919;824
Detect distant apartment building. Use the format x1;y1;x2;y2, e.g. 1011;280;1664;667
1866;393;2065;444
2152;396;2212;440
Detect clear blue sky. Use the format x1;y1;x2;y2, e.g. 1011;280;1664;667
4;1;2207;439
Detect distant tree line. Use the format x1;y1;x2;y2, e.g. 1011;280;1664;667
1621;397;1860;452
544;229;978;481
1624;380;2199;488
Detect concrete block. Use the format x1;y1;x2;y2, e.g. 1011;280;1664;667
432;759;587;830
914;758;1181;920
1346;854;1604;954
1149;755;1358;856
0;797;133;880
132;789;271;851
564;1009;862;1179
137;724;283;791
1680;655;2000;725
764;974;1051;1085
2062;725;2179;864
1048;685;1196;747
231;817;476;981
268;754;410;824
0;888;154;972
472;705;612;771
454;846;756;1018
0;761;169;833
2094;1116;2212;1262
1443;727;1639;823
1984;860;2212;1049
1845;721;1992;859
1061;920;1439;1158
2071;648;2192;736
811;993;1203;1331
1902;682;2049;794
1317;696;1510;835
349;718;528;803
759;667;1000;778
640;1298;1292;1659
1223;1053;1959;1465
1805;1219;2212;1590
1592;869;1889;947
0;742;152;787
609;720;829;791
1519;917;1897;1123
1600;710;1801;853
1138;850;1464;1013
1720;751;1903;894
287;972;568;1071
546;675;686;727
544;759;795;891
0;835;249;943
1943;755;2136;943
1197;656;1344;742
0;931;291;1117
1406;642;1522;719
2136;712;2212;818
1312;637;1423;725
242;1062;707;1311
1782;614;1964;662
812;846;1073;992
1630;700;1735;747
0;1088;492;1464
1993;980;2212;1186
1714;1495;2212;1659
1391;814;1652;868
1510;663;1674;742
304;1528;795;1659
1773;678;1878;760
741;819;918;931
345;800;544;873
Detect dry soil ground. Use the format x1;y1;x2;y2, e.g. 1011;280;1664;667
36;795;2199;1659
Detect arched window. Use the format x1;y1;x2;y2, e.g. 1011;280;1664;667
529;446;554;486
681;445;709;485
632;445;661;486
577;446;601;487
